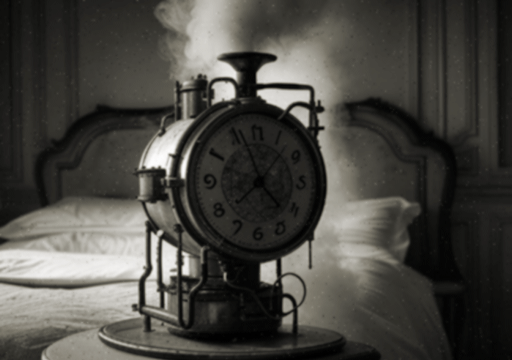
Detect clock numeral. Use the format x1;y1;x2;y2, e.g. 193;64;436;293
204;174;217;189
291;150;301;164
275;130;282;145
232;220;243;235
275;221;286;235
213;203;225;217
230;127;241;145
238;130;248;144
253;227;263;241
209;148;224;161
252;125;264;141
290;202;299;217
296;175;307;190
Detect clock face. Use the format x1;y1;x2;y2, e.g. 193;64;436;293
190;113;320;252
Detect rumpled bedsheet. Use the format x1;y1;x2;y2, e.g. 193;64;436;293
0;281;159;360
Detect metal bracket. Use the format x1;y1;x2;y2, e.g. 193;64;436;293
162;177;184;188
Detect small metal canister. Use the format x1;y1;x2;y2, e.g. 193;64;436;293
181;75;207;119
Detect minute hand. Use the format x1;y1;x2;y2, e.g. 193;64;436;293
239;131;261;176
262;145;287;178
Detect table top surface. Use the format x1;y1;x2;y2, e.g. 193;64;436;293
43;324;381;360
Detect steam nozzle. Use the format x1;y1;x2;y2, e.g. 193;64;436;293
218;52;277;97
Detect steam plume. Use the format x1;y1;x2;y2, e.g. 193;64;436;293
155;0;351;117
155;0;356;200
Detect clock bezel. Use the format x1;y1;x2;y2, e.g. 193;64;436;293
180;102;326;262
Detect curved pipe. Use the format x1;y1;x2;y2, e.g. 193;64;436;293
141;305;180;327
207;77;239;106
138;221;154;331
277;101;314;121
157;235;164;308
223;272;281;321
282;294;298;334
139;245;209;330
178;246;209;329
255;83;325;139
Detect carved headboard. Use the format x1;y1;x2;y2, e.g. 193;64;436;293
341;99;459;281
35;105;172;206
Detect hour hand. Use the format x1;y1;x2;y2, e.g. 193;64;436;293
235;186;256;204
262;187;280;208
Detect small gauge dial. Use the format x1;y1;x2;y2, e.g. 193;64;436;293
191;113;320;251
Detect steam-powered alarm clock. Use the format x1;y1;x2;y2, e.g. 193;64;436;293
40;52;380;360
135;53;326;263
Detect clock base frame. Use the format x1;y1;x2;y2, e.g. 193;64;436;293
97;317;347;359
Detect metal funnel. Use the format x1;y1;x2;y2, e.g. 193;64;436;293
218;52;277;97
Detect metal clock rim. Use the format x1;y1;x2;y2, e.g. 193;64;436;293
183;102;327;262
167;101;236;254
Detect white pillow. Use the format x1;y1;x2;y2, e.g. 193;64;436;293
323;196;421;263
0;249;147;287
0;196;149;255
0;232;145;256
0;196;146;241
0;197;184;285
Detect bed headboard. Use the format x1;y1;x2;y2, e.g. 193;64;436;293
340;99;459;281
35;99;465;352
35;105;172;206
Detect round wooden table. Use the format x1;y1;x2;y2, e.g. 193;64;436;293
42;319;380;360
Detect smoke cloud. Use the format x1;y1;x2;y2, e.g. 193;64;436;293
155;0;354;119
155;0;357;204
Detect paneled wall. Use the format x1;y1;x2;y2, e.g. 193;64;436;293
0;0;170;223
0;0;38;220
416;0;508;358
0;0;508;358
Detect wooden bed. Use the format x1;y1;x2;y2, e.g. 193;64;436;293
0;99;464;359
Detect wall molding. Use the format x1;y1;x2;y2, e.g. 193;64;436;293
44;0;80;141
407;0;419;119
27;0;81;153
34;0;48;152
456;146;479;176
455;186;512;199
63;0;79;126
449;0;479;147
417;0;481;175
451;213;480;356
489;213;512;358
0;0;23;183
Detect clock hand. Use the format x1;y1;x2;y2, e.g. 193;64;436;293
236;176;279;208
262;145;287;179
239;131;262;176
262;187;280;208
235;185;257;204
257;145;287;208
